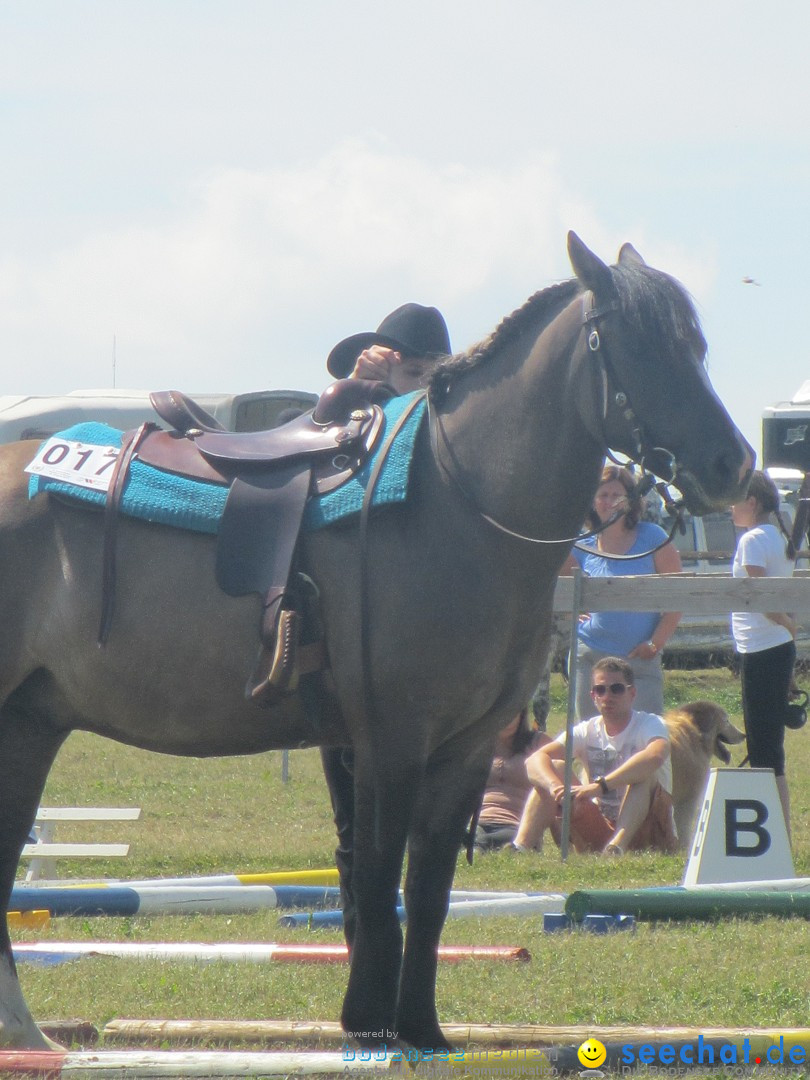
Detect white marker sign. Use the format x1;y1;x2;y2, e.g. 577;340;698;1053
683;768;794;886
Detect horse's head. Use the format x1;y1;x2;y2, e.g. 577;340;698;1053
567;231;754;514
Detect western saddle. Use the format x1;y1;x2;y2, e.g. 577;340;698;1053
102;379;399;705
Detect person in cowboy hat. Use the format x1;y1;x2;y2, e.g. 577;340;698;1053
322;301;452;945
326;302;452;395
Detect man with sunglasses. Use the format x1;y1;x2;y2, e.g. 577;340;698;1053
512;657;677;854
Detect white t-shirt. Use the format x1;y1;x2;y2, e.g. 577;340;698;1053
731;523;794;654
552;710;671;822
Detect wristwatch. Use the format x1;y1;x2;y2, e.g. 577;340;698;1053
595;775;610;795
647;640;658;655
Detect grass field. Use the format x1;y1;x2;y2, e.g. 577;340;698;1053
11;669;810;1051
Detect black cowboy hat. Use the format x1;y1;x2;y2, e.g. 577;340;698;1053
326;303;452;378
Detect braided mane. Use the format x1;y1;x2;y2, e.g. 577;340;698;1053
429;279;581;397
428;259;707;399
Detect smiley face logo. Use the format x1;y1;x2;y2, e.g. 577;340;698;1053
577;1038;607;1069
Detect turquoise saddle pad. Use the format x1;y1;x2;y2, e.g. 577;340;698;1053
27;392;427;534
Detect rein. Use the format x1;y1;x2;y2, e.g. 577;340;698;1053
572;506;684;560
357;391;430;845
427;292;688;560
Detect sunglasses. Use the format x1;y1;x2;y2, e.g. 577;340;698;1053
591;682;630;696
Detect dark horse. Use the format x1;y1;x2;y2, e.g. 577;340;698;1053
0;234;752;1050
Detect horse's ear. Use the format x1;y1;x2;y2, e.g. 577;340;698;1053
618;242;646;267
567;231;615;296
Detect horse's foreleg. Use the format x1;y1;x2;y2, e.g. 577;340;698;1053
340;751;418;1049
0;692;69;1049
396;740;493;1051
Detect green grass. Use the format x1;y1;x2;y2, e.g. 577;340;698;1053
12;670;810;1048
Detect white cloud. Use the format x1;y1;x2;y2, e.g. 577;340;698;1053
0;139;720;398
0;145;566;390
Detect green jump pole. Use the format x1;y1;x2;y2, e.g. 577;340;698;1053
566;888;810;922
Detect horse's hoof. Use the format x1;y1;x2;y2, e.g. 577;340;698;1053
395;1022;453;1055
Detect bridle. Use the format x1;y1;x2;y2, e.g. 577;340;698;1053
428;290;687;557
582;293;679;491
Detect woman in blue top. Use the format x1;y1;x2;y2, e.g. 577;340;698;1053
567;465;683;718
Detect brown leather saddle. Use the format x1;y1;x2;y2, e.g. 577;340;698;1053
100;379;396;705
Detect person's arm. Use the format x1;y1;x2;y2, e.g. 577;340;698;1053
744;563;799;635
524;741;572;802
628;539;682;659
575;736;670;801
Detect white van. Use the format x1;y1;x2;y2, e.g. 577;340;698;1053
0;387;318;444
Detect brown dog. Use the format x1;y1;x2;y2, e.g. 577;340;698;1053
666;701;746;849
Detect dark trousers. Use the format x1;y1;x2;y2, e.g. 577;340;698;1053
473;821;518;851
320;746;356;946
739;639;795;777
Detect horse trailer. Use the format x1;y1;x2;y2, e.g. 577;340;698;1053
763;380;810;473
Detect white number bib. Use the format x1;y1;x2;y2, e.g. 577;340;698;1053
25;438;121;493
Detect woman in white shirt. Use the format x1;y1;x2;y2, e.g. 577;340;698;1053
731;470;797;836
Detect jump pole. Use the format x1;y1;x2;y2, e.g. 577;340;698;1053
9;884;344;916
28;869;341;889
13;942;530;965
103;1018;810;1049
40;875;523;899
0;1048;392;1077
11;884;540;917
566;887;810;921
280;893;567;928
11;1040;805;1076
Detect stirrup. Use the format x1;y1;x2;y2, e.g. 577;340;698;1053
247;609;301;703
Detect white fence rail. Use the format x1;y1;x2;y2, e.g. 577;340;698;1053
21;806;141;882
553;572;810;614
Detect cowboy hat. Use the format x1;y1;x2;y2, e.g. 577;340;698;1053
326;303;451;378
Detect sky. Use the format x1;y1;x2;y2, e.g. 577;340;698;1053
2;0;809;458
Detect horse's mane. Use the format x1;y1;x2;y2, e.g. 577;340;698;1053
428;260;706;398
428;279;581;396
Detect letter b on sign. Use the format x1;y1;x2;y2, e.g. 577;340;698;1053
683;769;793;885
725;799;771;856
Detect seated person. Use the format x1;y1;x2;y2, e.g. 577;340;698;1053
474;709;550;852
512;656;677;855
